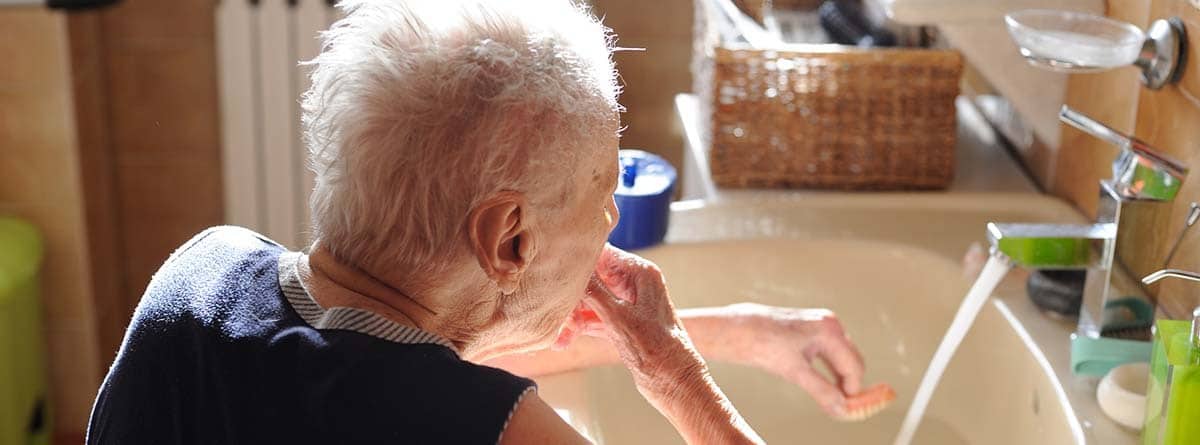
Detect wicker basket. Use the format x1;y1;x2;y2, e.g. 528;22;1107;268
694;0;964;190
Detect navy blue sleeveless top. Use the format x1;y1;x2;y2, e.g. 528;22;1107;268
87;226;535;444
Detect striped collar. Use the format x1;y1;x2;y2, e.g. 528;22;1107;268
276;251;460;355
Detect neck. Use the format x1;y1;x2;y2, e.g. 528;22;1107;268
301;245;450;341
301;243;513;362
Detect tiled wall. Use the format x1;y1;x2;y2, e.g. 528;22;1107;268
0;9;103;436
1052;0;1200;319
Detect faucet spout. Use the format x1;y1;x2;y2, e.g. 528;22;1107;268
986;222;1115;269
1141;269;1200;351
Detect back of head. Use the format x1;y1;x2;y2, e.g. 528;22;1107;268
303;0;620;275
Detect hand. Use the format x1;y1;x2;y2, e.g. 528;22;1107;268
723;303;866;417
583;245;764;444
581;244;705;392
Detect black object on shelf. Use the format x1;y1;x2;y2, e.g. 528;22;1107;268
1026;270;1085;318
817;0;897;48
48;0;120;9
0;0;122;10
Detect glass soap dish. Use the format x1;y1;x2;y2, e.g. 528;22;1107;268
1004;9;1145;73
1004;9;1187;89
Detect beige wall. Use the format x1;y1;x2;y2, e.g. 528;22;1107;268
0;8;103;437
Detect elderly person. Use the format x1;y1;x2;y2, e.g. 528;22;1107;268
88;1;883;443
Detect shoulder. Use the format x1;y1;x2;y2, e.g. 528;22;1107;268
319;345;537;443
149;225;284;287
338;345;536;402
164;225;284;266
131;226;290;335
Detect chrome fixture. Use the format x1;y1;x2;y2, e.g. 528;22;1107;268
1142;269;1200;351
1136;18;1187;90
1005;10;1188;90
1142;269;1200;285
1060;106;1188;201
988;108;1187;351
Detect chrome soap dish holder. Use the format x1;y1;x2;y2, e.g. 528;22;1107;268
1005;9;1187;90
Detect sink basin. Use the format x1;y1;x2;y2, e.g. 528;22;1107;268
535;193;1139;444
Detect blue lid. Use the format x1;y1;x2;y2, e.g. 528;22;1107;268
616;150;676;198
608;150;676;251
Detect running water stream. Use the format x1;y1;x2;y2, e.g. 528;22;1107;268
893;254;1013;445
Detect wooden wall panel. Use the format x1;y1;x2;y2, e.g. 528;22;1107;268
66;11;127;385
1134;0;1200;318
42;0;226;436
66;0;225;369
0;8;103;437
1055;0;1200;319
1053;1;1149;216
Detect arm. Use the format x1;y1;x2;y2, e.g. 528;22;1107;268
493;313;760;445
499;393;592;445
485;306;755;376
487;303;866;417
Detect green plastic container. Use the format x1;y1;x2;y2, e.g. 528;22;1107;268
0;217;51;445
1142;319;1200;445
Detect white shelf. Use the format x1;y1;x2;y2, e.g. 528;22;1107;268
878;0;1105;25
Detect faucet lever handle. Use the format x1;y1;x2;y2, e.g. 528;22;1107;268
1060;106;1131;149
1059;106;1185;172
1060;106;1188;200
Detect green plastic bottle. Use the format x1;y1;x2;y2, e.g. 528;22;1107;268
0;217;51;445
1142;314;1200;445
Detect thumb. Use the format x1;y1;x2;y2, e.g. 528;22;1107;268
818;337;865;395
788;364;847;418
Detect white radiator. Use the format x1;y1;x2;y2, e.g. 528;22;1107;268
215;0;340;249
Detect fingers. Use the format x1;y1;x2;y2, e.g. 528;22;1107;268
798;314;865;395
594;244;670;306
788;363;847;417
584;274;626;314
817;333;865;395
593;244;624;291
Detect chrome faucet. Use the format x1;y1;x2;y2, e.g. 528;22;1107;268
987;107;1187;375
1142;269;1200;352
1143;269;1200;285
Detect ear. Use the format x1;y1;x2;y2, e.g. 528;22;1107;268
467;191;537;294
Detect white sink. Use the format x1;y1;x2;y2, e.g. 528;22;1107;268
536;193;1140;444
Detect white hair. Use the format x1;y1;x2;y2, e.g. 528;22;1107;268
303;0;620;274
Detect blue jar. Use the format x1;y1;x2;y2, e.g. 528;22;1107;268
608;149;676;250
